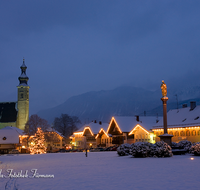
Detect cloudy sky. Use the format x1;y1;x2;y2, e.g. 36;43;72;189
0;0;200;114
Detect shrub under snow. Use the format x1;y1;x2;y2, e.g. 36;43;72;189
177;140;192;152
130;142;152;158
117;143;131;156
151;141;173;157
190;142;200;156
129;141;172;158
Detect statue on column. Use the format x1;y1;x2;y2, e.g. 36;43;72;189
161;80;167;97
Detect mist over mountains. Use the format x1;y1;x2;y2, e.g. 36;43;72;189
37;81;200;124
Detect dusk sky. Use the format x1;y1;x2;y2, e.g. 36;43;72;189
1;1;200;114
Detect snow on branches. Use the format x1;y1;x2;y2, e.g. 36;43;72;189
118;141;173;158
190;142;200;156
117;143;131;156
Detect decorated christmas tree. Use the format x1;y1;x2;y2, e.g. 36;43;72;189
29;127;47;155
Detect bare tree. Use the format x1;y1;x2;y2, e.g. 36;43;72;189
25;114;50;135
53;114;81;137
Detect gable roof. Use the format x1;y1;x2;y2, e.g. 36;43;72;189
75;121;109;135
0;126;24;144
0;102;18;123
108;116;160;133
153;105;200;129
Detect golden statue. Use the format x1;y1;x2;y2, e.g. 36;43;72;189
161;80;167;97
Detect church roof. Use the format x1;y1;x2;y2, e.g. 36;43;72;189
0;102;18;123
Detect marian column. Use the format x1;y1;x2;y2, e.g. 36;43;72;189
159;80;173;145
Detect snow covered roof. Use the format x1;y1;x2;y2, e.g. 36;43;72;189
0;126;24;144
75;121;109;135
111;116;160;132
153;105;200;129
46;127;65;138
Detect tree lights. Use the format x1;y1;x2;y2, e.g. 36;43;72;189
29;128;47;155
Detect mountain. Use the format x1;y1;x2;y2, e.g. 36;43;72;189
37;85;200;124
37;86;161;124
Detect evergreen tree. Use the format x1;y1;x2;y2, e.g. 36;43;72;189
29;127;47;154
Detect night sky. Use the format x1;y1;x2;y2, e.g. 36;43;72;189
1;1;200;114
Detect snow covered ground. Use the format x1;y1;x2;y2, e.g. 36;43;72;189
0;152;199;190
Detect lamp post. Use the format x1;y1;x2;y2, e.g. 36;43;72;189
159;80;173;145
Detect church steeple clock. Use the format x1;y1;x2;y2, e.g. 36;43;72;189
17;58;30;130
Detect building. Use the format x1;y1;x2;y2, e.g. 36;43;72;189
44;128;65;152
0;126;27;154
71;116;158;149
0;59;29;131
106;116;157;145
152;102;200;143
71;121;109;149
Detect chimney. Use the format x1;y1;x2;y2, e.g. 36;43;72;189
99;121;102;125
182;104;187;108
94;120;97;123
190;101;196;111
136;115;139;122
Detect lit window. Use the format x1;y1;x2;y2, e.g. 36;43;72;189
180;131;185;136
192;130;196;136
175;131;179;137
186;130;190;136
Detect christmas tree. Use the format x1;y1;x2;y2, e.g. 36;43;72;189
29;127;47;155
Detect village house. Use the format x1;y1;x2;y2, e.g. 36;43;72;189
105;116;158;145
44;128;65;152
152;102;200;143
0;126;28;154
70;120;109;149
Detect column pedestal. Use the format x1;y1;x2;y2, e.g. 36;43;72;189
159;97;173;145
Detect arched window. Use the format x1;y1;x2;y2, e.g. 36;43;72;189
198;131;200;136
175;131;179;137
192;130;196;136
186;130;190;136
160;132;163;135
139;135;142;139
136;135;138;139
180;131;185;136
169;131;173;135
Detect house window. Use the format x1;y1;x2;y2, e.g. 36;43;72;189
110;138;112;143
180;131;185;136
175;131;179;137
186;130;190;136
192;130;196;136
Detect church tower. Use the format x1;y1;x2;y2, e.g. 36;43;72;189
17;59;29;130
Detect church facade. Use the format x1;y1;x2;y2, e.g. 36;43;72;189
0;59;29;131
